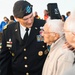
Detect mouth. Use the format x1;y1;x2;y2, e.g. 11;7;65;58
26;24;33;28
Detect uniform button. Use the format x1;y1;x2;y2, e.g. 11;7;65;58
25;65;28;68
24;48;26;51
26;72;29;75
24;56;27;59
42;45;45;48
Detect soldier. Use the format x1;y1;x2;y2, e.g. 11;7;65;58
0;1;48;75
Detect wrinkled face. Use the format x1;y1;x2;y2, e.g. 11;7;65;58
63;13;75;48
15;13;34;28
42;23;59;45
64;30;75;48
64;21;75;48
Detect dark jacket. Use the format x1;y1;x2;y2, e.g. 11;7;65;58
0;19;48;75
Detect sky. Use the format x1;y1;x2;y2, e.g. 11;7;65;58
0;0;75;22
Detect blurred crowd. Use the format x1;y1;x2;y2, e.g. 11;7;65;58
0;15;16;32
0;10;71;32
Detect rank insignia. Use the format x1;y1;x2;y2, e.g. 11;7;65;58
38;51;43;56
15;29;18;31
35;27;38;30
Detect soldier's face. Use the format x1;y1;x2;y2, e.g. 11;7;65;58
15;13;34;28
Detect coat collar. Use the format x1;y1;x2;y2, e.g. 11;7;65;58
26;24;39;47
50;35;65;53
14;22;23;45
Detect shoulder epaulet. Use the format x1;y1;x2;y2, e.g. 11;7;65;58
3;24;8;30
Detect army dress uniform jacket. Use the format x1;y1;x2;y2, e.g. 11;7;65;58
1;19;48;75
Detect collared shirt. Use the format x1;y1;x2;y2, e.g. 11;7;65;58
20;24;31;39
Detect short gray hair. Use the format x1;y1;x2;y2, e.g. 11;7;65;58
46;18;64;37
64;11;75;33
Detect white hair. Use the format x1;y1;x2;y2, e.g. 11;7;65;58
64;11;75;33
46;17;64;37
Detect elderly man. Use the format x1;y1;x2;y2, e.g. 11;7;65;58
62;12;75;75
42;18;75;75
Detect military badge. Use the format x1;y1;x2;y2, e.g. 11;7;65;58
36;35;44;42
38;51;43;56
6;38;12;48
26;6;31;13
37;35;41;42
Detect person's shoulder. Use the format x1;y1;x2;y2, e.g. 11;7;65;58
1;21;5;24
3;22;18;30
1;21;5;23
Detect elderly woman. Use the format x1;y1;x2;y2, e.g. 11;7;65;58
42;18;75;75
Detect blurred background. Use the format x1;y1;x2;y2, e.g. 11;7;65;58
0;0;75;21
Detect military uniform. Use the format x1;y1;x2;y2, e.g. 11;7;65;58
1;18;48;75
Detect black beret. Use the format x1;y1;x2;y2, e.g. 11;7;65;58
13;0;33;18
47;3;61;19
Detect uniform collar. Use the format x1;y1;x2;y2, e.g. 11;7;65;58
20;24;31;39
